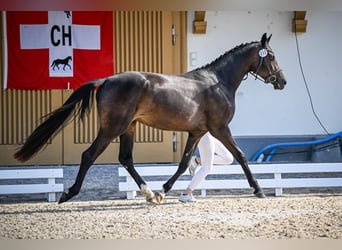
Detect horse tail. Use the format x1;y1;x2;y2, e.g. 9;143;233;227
14;80;103;162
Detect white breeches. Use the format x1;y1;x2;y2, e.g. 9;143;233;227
187;132;233;190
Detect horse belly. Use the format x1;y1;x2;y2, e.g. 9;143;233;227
135;80;204;131
136;108;200;132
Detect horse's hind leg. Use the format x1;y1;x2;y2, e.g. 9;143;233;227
118;124;157;203
162;132;201;194
58;129;114;203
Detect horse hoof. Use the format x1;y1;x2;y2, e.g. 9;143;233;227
58;192;68;204
254;191;266;198
155;192;165;203
146;196;158;204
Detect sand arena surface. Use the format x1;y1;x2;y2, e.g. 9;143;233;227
1;194;341;239
0;165;341;239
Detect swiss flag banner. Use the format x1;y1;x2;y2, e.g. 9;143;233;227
3;11;114;90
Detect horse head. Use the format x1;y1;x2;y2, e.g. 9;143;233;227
252;33;287;90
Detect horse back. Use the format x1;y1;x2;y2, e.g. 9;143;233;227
96;71;233;131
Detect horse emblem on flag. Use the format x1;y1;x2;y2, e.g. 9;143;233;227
51;56;72;71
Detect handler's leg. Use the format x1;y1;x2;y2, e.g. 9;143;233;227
187;132;215;190
212;135;234;165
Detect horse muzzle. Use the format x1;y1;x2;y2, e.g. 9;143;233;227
265;70;286;90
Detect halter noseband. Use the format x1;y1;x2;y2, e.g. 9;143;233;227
249;47;282;84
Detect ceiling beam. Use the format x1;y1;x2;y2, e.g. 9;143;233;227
293;11;307;33
193;11;207;34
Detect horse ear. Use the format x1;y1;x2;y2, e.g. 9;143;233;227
267;34;272;43
261;33;267;47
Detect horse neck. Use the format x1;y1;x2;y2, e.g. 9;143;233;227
203;43;259;92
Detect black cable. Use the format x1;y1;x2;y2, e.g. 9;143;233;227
294;31;330;135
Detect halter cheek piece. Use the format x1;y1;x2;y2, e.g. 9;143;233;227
250;47;282;84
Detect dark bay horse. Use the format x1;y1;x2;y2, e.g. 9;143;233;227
14;33;286;203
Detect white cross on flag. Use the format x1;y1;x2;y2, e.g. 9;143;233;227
3;11;114;89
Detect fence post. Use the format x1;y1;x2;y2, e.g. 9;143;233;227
201;189;206;197
48;177;56;202
274;172;283;196
126;176;136;200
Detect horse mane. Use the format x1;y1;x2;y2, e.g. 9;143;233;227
194;41;259;71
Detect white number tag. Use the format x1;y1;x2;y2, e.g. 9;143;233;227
259;49;268;58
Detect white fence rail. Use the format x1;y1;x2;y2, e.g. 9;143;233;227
0;169;64;202
119;163;342;199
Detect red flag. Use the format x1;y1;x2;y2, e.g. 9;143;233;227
4;11;114;90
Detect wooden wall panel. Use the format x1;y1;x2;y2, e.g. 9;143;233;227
114;11;162;73
0;90;51;145
113;11;163;143
0;89;63;165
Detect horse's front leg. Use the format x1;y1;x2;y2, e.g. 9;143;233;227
162;133;201;194
119;128;157;204
211;127;266;198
